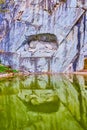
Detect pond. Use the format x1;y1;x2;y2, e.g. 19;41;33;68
0;74;87;130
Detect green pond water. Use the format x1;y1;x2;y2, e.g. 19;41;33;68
0;74;87;130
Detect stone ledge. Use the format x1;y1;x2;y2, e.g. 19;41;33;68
0;73;14;79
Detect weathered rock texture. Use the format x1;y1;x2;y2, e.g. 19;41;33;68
0;0;87;72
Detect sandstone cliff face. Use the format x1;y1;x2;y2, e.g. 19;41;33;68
0;0;87;72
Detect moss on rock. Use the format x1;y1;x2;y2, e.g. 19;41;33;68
84;58;87;69
25;33;58;44
16;33;58;51
0;0;5;4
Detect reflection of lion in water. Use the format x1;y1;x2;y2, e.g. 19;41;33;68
18;90;60;113
16;33;58;51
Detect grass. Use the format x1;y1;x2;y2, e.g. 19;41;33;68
0;64;18;73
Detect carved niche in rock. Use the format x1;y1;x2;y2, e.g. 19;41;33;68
16;33;58;57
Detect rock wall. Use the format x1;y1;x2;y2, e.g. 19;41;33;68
0;0;87;72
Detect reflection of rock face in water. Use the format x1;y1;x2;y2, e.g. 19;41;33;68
18;90;60;113
18;75;60;113
28;99;59;113
0;74;87;130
